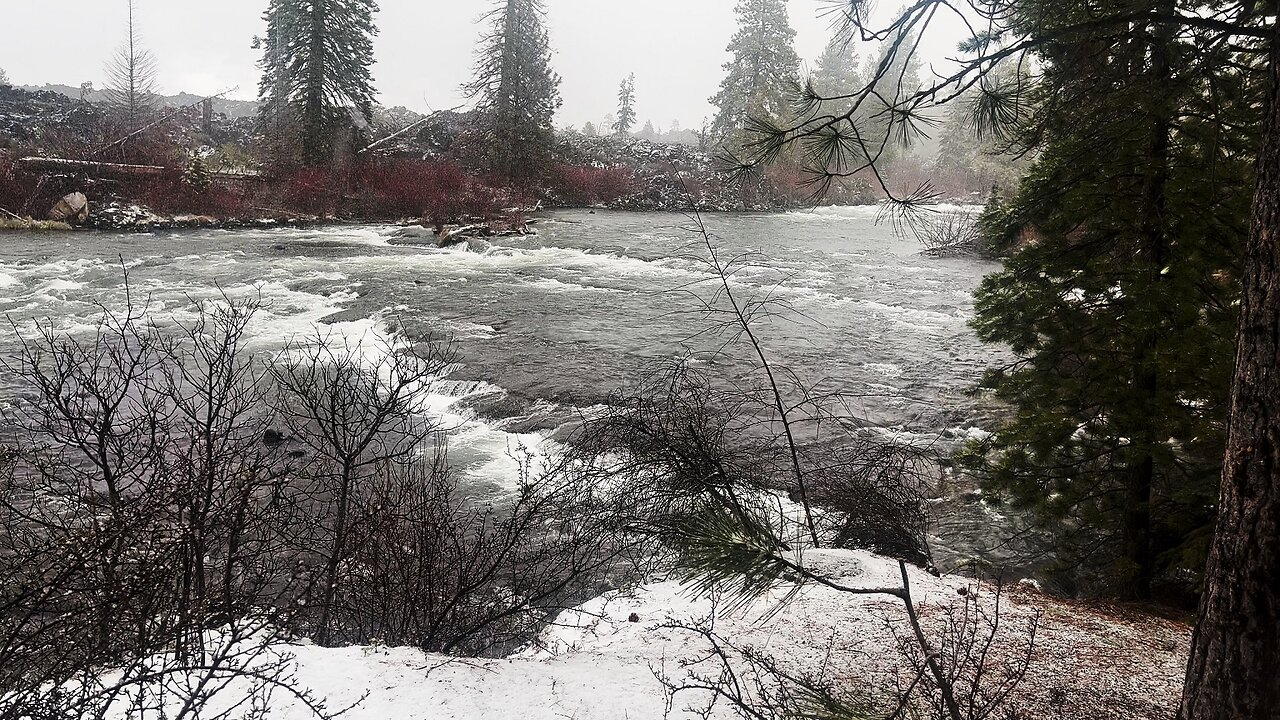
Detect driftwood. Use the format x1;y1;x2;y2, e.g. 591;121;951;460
915;209;986;258
359;105;464;155
436;219;537;247
92;88;236;158
18;157;167;178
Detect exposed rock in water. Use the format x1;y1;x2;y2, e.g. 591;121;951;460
87;200;327;232
434;219;537;248
48;192;88;225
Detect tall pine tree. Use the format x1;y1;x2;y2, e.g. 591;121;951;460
104;0;158;130
709;0;800;145
961;0;1261;600
464;0;562;182
256;0;379;167
810;35;858;100
614;73;636;135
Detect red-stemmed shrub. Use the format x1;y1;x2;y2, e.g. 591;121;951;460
131;170;252;218
352;158;501;223
280;167;342;216
550;164;637;207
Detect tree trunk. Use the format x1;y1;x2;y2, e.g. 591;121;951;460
302;0;328;166
1178;18;1280;720
1122;10;1174;602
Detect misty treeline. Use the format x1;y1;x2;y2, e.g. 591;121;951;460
5;0;1003;227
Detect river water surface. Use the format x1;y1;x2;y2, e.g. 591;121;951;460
0;207;1016;569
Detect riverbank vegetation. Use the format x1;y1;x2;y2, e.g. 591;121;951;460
2;0;1278;715
0;0;1003;232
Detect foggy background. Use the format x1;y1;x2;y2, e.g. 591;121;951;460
0;1;965;129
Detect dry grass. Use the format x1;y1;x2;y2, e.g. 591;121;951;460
0;217;74;231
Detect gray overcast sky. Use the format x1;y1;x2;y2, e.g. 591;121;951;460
0;1;964;129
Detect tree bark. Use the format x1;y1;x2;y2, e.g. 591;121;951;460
1123;10;1175;602
1179;17;1280;720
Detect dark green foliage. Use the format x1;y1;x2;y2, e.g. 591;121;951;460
464;0;562;182
709;0;801;145
256;0;379;167
961;0;1263;597
614;74;636;135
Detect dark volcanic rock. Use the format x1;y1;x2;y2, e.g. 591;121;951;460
0;86;103;146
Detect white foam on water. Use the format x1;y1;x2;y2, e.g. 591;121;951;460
390;242;705;286
787;203;984;221
0;249;551;495
297;318;552;492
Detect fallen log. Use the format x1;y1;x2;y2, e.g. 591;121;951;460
18;156;168;177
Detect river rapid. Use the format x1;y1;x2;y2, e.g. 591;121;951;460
0;207;1016;570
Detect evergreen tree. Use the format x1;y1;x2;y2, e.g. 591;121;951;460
933;63;1029;193
613;73;636;135
464;0;562;182
582;121;598;137
810;35;859;99
256;0;379;167
960;1;1260;600
639;120;656;141
708;0;800;144
0;68;10;87
104;0;158;129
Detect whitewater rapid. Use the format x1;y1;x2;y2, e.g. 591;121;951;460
0;208;1007;533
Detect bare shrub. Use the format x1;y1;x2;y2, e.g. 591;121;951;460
337;449;651;655
0;284;655;714
886;580;1039;720
623;216;1036;720
914;209;986;258
267;332;453;646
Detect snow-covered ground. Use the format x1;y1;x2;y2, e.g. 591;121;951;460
148;549;1189;720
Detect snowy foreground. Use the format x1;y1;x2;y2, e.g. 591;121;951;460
122;551;1190;720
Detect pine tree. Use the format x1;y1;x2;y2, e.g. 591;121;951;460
708;0;800;144
582;121;598;137
0;68;10;87
104;0;158;129
256;0;379;167
613;73;636;135
464;0;562;182
961;0;1260;600
810;36;859;99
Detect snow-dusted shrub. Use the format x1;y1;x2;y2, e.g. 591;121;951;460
325;449;649;655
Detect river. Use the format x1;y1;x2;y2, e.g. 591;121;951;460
0;207;1019;571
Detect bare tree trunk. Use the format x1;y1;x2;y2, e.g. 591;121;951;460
1179;19;1280;720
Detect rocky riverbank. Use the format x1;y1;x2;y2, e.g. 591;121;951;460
84;201;334;232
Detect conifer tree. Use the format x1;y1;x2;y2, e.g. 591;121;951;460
256;0;379;167
708;0;800;144
614;73;636;135
104;0;158;130
464;0;562;182
959;5;1259;600
811;36;858;99
0;68;10;87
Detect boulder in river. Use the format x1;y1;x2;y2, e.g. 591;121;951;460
48;192;89;225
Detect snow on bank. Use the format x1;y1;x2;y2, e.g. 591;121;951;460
161;550;1188;720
